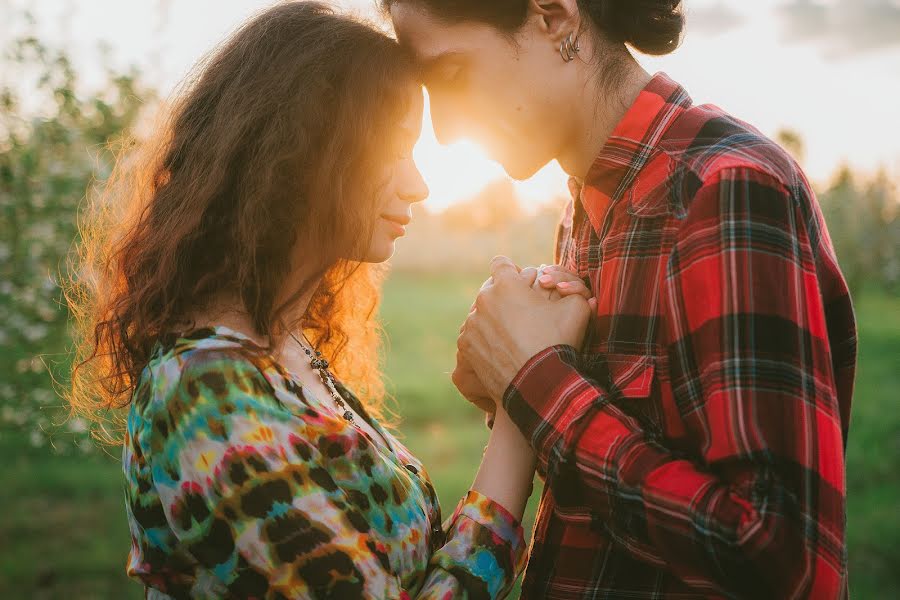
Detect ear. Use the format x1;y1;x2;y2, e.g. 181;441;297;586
527;0;581;43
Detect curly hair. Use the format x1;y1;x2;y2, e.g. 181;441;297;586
64;1;416;443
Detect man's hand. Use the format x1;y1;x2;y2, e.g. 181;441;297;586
458;256;595;402
451;351;495;414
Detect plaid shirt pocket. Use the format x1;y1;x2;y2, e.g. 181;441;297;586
549;351;659;527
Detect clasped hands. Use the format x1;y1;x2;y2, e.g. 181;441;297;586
453;256;595;424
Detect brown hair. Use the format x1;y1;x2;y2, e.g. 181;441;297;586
64;1;417;442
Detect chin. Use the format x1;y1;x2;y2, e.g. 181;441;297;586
361;239;396;264
498;153;545;182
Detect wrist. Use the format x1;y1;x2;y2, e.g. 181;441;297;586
472;412;537;518
493;343;561;403
501;344;578;406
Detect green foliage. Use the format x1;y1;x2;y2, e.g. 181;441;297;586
0;34;152;452
776;128;899;297
818;167;899;296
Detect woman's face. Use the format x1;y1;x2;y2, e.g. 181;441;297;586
363;89;429;264
390;3;575;180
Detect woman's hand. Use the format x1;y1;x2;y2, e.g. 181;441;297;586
530;264;592;300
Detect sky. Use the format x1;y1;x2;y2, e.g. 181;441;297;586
3;0;899;212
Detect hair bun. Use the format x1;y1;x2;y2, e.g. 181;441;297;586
598;0;685;55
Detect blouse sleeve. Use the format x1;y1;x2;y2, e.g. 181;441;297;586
139;349;526;599
425;489;527;599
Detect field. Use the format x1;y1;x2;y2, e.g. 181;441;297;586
0;272;897;598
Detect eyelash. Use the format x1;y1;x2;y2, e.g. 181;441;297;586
429;65;464;90
446;66;464;85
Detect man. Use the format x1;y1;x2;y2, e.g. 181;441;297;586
387;0;857;597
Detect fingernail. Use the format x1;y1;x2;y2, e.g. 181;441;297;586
557;281;570;288
539;275;552;283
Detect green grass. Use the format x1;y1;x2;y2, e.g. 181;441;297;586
0;273;896;598
843;292;900;596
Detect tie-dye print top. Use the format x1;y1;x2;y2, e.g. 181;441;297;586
123;325;526;599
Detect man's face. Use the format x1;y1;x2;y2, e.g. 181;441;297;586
390;4;568;180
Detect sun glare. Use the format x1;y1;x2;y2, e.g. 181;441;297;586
413;91;570;214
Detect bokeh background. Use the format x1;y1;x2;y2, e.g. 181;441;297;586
1;1;898;597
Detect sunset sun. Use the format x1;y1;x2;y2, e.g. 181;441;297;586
413;91;570;214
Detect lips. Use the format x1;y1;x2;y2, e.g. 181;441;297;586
381;213;410;237
380;214;411;227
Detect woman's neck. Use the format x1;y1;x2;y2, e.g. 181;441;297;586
558;57;652;179
188;275;322;352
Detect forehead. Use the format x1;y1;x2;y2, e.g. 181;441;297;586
398;87;424;131
389;3;507;63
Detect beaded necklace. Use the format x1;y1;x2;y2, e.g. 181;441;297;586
286;329;356;424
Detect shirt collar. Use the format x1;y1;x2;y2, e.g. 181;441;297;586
570;72;693;233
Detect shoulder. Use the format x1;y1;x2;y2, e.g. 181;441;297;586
132;332;276;420
128;334;304;469
660;103;806;199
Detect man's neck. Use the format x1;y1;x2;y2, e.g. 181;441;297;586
558;59;652;179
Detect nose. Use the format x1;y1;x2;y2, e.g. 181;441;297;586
429;94;463;146
400;161;429;204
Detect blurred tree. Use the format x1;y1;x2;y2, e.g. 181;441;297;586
776;127;806;164
861;169;899;292
818;165;899;296
776;127;898;298
819;166;867;294
0;31;152;451
441;178;522;231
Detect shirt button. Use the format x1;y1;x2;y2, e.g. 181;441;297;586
405;464;418;475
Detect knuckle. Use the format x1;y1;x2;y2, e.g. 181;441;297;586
474;291;490;310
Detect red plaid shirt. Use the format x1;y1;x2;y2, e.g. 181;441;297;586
505;73;856;599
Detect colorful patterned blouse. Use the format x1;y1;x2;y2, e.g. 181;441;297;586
123;325;526;598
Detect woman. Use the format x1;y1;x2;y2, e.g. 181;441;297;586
63;3;590;597
385;1;854;599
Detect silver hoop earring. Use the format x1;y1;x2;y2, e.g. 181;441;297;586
559;32;580;63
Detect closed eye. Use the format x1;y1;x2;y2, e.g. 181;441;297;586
441;64;463;84
423;56;466;91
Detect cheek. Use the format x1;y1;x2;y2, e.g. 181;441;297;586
470;71;545;142
361;220;395;263
502;49;561;129
374;174;396;212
